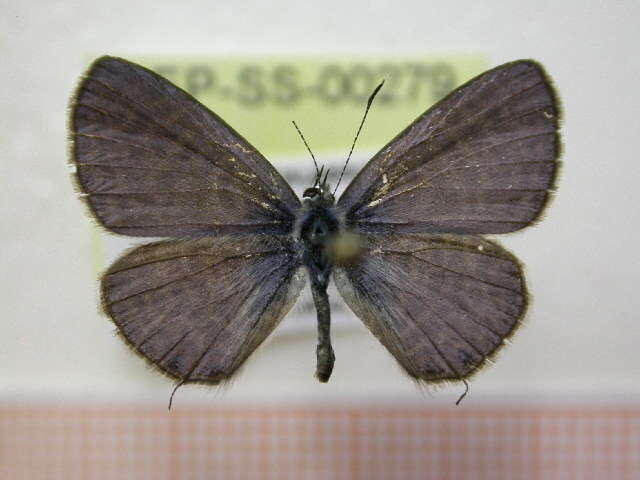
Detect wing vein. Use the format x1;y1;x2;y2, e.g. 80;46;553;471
77;163;198;175
73;132;170;156
107;221;285;229
428;80;546;142
87;188;281;215
84;75;291;212
405;132;554;185
227;265;297;372
352;110;554;216
179;262;290;381
108;250;282;275
385;250;519;293
411;277;506;338
359;219;527;226
366;155;554;209
106;251;283;305
156;330;195;364
385;281;461;378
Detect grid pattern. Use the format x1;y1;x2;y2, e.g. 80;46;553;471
1;405;638;479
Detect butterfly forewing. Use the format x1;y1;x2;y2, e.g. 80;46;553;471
102;235;305;383
333;234;526;381
70;56;299;237
338;60;560;234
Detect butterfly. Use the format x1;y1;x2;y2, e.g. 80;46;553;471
69;57;560;405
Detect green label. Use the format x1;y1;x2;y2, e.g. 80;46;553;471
131;55;487;157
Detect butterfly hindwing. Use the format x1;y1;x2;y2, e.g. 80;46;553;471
70;56;300;237
333;234;526;382
101;235;305;384
338;60;560;234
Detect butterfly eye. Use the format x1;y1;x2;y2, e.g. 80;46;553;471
303;187;320;198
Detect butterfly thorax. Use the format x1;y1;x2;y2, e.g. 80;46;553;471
297;187;339;288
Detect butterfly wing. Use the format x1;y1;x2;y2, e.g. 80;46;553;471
101;235;305;384
333;234;526;382
338;60;560;234
70;56;299;237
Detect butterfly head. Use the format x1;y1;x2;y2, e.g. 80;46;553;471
302;166;335;208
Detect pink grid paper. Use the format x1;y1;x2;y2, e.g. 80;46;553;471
1;405;638;480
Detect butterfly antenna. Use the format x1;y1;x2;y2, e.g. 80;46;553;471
322;168;331;189
455;380;470;406
333;80;384;195
292;120;320;176
313;165;325;187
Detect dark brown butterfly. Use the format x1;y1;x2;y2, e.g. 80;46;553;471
69;57;560;405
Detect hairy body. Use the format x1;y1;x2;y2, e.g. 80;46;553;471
296;179;342;381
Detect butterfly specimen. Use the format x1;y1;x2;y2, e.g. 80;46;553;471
69;57;560;404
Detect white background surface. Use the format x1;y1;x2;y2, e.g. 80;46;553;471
1;0;639;406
